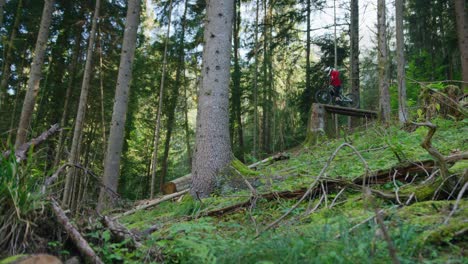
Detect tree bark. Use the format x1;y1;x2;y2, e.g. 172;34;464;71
0;0;5;29
161;0;188;190
253;0;260;158
98;0;140;211
53;31;82;168
0;0;22;109
150;0;173;198
396;0;408;123
50;198;104;264
14;0;54;148
378;0;391;123
350;0;360;126
454;0;468;89
62;0;101;208
190;0;234;198
232;0;244;161
306;0;311;101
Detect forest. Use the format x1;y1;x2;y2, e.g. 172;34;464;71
0;0;467;263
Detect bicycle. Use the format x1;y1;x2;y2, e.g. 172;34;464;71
315;84;359;108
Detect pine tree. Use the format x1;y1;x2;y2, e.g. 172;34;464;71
98;0;141;211
15;0;54;148
191;0;234;198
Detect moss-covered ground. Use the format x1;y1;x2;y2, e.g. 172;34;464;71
112;118;467;263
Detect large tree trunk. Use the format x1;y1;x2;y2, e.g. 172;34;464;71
232;0;244;161
454;0;468;89
350;0;360;126
161;0;188;190
62;0;101;208
97;0;140;211
190;0;234;198
378;0;391;123
253;0;259;158
15;0;54;148
150;0;173;198
396;0;408;122
0;0;22;109
306;0;311;101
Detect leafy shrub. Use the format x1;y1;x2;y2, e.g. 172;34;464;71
0;152;45;255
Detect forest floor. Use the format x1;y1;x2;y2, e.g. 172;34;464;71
99;118;467;263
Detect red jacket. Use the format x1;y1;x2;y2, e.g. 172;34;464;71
330;69;342;87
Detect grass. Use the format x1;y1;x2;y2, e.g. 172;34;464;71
113;118;468;263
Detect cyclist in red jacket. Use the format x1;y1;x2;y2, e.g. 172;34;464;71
325;67;342;101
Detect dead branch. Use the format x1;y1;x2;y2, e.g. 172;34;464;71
444;181;468;225
247;152;290;169
42;163;120;200
50;198;103;264
412;122;449;180
366;188;401;264
231;167;260;235
3;123;60;162
114;189;189;219
257;143;370;238
335;209;386;239
102;216;143;248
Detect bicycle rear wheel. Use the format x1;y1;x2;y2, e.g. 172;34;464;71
315;89;332;104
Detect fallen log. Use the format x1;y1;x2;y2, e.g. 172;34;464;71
164;153;290;191
102;216;143;248
247;152;290;170
50;198;103;264
114;189;189;219
195;155;467;219
354;152;467;185
2;123;60;162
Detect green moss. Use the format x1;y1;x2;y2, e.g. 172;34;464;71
400;177;443;201
0;255;27;264
450;160;468;173
231;158;260;177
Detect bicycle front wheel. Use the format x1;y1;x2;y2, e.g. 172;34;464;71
344;93;359;108
315;89;332;104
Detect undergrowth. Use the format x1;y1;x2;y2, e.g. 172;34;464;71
116;118;467;263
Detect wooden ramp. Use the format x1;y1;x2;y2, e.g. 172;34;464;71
322;104;378;118
307;103;378;142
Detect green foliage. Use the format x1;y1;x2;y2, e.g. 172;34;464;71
0;152;45;254
115;118;467;263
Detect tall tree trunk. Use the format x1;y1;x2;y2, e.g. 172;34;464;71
306;0;311;101
190;0;234;198
53;32;82;168
150;0;173;198
0;0;5;29
0;0;22;109
14;0;54;148
333;0;338;69
454;0;468;89
62;0;101;208
253;0;259;158
160;0;187;192
350;0;360;126
262;0;270;155
98;26;107;155
97;0;140;211
232;0;244;161
378;0;391;123
396;0;408;123
183;72;192;167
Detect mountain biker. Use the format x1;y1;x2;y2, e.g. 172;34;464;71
325;67;342;101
